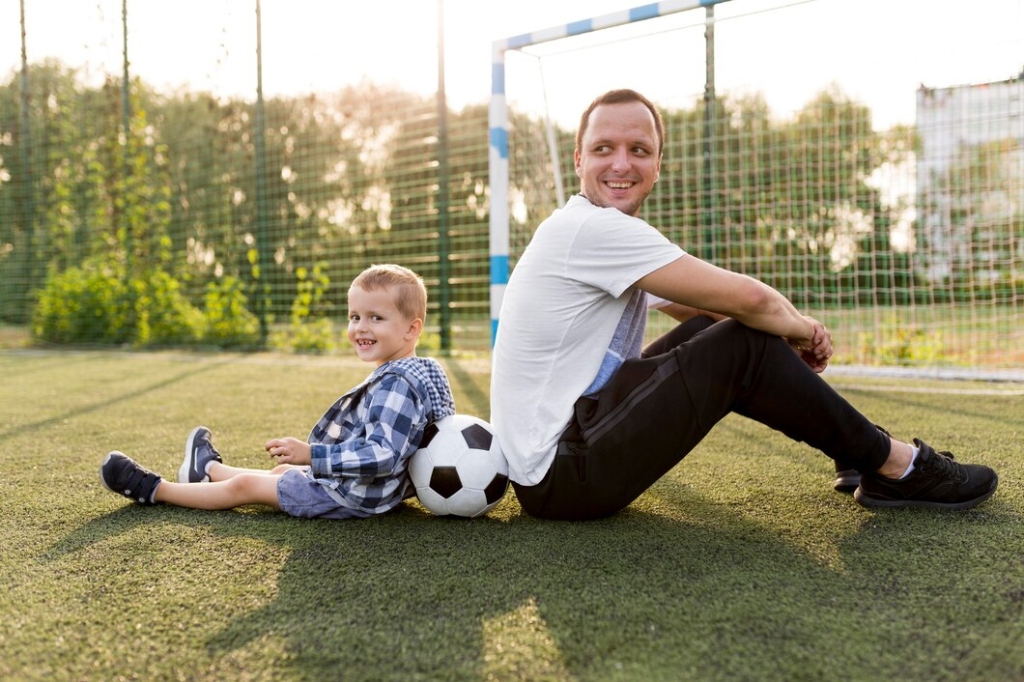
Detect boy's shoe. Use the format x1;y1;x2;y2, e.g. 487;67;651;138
833;461;861;493
178;426;223;483
854;439;998;510
100;451;162;505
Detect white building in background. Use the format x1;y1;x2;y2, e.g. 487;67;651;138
916;70;1024;283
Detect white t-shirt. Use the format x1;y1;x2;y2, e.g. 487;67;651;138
490;194;686;485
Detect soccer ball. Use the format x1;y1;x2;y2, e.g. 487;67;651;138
409;414;509;518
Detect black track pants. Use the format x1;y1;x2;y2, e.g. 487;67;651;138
512;317;890;520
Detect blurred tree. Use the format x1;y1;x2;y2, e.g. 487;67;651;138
1;63;931;343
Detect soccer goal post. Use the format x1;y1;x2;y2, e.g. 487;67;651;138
488;0;733;346
489;0;1024;376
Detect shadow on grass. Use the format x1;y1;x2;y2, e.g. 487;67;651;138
0;356;233;441
43;480;1024;681
839;386;1024;433
442;357;491;418
0;349;99;380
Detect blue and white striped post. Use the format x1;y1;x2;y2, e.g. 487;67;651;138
488;0;732;345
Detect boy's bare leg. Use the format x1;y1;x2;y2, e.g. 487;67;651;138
206;461;306;481
153;473;282;510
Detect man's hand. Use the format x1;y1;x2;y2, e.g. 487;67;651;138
265;437;312;465
787;317;832;373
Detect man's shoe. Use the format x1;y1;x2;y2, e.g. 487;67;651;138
834;424;897;493
833;461;861;493
178;426;223;483
854;439;997;510
101;451;162;505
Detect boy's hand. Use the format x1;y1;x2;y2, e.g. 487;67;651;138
265;437;312;465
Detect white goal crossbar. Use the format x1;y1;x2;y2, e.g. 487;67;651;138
487;0;733;343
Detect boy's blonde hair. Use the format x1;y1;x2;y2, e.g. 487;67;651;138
349;263;427;321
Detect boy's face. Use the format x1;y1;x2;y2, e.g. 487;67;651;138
347;285;421;366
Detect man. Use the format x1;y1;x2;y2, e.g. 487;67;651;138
490;89;997;521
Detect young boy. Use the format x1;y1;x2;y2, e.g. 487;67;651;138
100;263;455;519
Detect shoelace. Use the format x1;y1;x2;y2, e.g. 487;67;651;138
921;449;964;481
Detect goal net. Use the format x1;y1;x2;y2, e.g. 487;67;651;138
490;0;1024;376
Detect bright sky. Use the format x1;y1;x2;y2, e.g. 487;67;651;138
4;0;1023;130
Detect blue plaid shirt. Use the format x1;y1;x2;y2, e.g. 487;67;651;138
305;357;455;515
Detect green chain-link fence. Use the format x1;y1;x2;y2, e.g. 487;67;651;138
2;0;1023;370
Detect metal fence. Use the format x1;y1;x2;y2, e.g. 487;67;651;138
2;0;1023;369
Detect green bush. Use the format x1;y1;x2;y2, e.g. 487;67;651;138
855;317;948;366
287;317;336;353
202;276;261;348
270;262;336;353
134;269;205;346
31;260;208;347
31;262;133;344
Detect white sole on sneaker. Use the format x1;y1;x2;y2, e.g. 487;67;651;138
178;426;209;483
100;451;122;493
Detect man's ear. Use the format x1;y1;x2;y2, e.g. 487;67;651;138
574;149;582;177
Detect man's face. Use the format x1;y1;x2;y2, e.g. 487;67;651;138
574;100;662;217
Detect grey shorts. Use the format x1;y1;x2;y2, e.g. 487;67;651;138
276;468;371;520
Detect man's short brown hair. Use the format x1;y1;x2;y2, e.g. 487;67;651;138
575;89;665;157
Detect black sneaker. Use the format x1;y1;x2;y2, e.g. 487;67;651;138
178;426;223;483
100;451;162;505
833;461;861;493
854;439;998;510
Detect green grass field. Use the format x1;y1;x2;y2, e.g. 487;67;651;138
2;349;1023;681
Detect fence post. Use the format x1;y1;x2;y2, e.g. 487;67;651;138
253;0;270;344
17;0;37;322
436;0;451;352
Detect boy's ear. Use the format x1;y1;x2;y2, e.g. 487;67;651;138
405;316;423;340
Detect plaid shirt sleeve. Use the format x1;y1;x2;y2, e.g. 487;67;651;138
307;373;426;479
